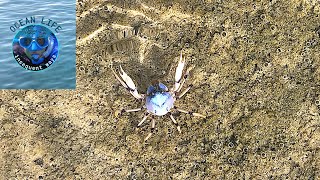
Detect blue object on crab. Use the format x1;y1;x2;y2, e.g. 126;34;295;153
146;82;174;116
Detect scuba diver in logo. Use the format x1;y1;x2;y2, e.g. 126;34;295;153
13;25;58;68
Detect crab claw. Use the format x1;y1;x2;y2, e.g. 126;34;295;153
119;66;137;91
111;64;144;99
174;51;186;92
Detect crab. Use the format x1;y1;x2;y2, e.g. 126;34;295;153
111;52;206;141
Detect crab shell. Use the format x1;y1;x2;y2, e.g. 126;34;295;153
145;82;174;116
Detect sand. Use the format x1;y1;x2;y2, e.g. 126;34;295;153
1;0;320;179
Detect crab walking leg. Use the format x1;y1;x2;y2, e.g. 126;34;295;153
174;107;206;118
123;107;143;113
144;118;155;141
169;113;181;133
177;84;193;99
137;112;149;127
117;106;146;117
111;64;144;99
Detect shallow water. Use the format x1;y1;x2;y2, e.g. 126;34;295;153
0;0;75;89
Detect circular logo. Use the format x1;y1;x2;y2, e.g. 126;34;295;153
12;25;59;71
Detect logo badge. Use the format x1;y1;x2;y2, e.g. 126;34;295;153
12;25;59;71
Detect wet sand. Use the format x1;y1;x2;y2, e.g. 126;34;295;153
1;0;320;179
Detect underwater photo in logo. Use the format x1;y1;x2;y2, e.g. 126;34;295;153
12;25;59;71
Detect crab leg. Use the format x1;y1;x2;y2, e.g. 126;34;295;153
174;106;206;118
144;118;155;141
111;64;144;99
144;133;152;142
177;84;193;99
169;112;181;133
137;112;149;127
123;107;143;113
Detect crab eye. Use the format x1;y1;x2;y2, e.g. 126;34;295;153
147;85;156;95
158;83;168;91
